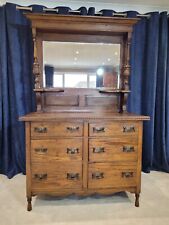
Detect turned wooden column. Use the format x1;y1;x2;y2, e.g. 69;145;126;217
122;32;132;111
32;27;42;111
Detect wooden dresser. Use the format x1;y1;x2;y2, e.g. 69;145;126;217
20;13;150;211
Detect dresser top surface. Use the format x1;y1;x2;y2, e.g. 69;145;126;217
19;111;150;122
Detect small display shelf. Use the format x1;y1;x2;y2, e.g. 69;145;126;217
98;88;131;93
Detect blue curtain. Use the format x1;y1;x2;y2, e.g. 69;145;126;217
128;11;169;172
0;3;169;178
0;3;35;178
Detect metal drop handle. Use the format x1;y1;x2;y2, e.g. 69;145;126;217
122;172;134;178
92;172;104;179
66;126;79;131
123;126;135;133
122;146;135;152
34;127;47;133
93;127;105;133
67;173;79;180
34;174;47;180
34;148;48;153
67;148;79;154
93;147;105;153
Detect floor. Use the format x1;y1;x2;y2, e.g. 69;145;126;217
0;171;169;225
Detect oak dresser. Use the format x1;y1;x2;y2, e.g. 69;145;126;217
19;13;150;211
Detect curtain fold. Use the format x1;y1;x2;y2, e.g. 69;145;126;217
128;12;169;172
0;3;35;178
0;3;168;177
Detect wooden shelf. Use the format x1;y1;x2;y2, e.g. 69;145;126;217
34;88;64;92
98;88;131;93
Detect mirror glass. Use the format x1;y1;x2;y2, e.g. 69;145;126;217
43;41;121;89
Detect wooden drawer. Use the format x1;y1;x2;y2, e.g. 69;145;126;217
89;122;138;137
32;162;82;190
89;139;137;162
88;163;137;189
31;122;83;137
31;139;82;162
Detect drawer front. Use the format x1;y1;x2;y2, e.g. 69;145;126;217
89;122;138;137
32;162;82;190
88;163;137;189
31;139;82;162
89;139;137;162
31;122;83;137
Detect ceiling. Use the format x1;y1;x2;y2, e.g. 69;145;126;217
43;41;120;71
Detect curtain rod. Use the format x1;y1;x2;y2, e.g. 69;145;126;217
16;6;151;18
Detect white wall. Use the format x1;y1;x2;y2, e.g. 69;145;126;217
0;0;169;13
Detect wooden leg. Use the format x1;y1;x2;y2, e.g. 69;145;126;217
135;193;140;207
27;197;32;211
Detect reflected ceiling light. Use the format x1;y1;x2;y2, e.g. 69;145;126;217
115;52;118;56
74;57;77;61
97;67;104;76
76;50;79;54
107;58;111;62
102;62;105;65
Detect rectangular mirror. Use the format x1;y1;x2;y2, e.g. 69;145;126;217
43;41;121;89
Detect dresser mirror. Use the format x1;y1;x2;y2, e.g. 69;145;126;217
43;41;121;89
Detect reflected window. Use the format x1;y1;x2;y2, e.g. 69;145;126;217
53;73;97;88
65;74;87;88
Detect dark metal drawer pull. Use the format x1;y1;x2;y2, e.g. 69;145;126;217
67;148;79;154
66;126;79;132
34;127;47;133
93;127;105;133
93;147;105;153
123;126;135;133
34;173;47;180
34;148;48;153
122;172;134;178
92;172;104;179
123;146;135;152
67;173;79;180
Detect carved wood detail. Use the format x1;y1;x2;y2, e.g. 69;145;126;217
122;32;132;111
32;27;41;89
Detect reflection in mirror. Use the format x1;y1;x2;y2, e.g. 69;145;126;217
43;41;121;89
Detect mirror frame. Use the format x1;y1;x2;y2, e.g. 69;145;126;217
26;13;139;111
